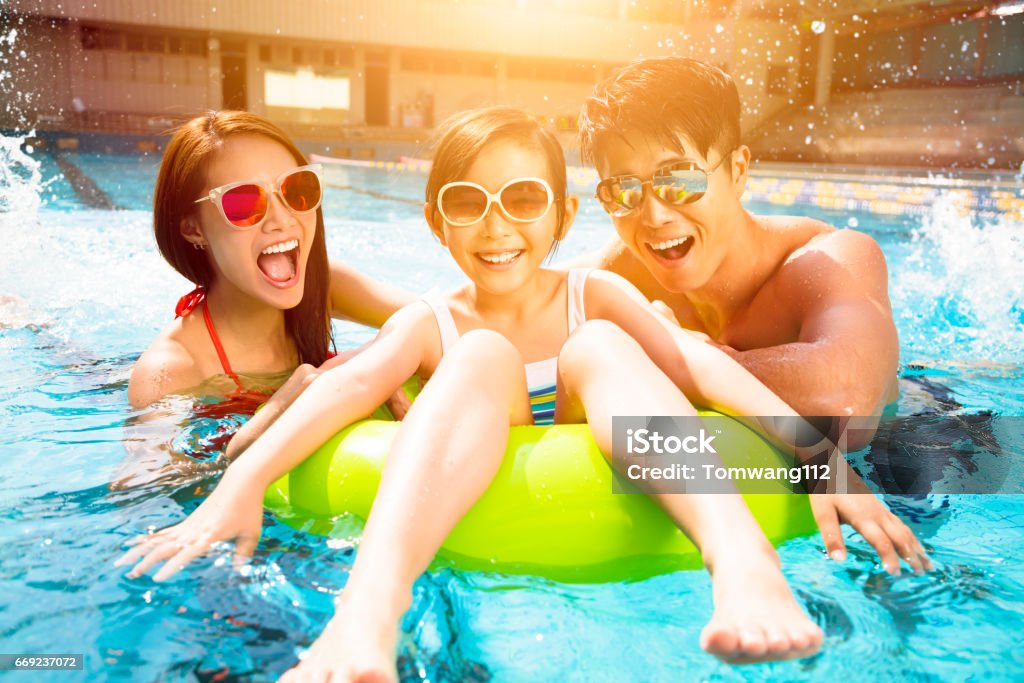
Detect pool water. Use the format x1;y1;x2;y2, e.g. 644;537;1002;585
2;141;1023;681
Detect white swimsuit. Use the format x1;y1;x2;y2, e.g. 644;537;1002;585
420;268;591;424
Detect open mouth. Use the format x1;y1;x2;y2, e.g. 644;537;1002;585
257;238;300;288
645;236;694;262
477;250;523;267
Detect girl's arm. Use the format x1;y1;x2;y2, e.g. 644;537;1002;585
223;363;320;461
116;304;433;581
584;270;796;417
329;258;417;328
227;305;429;489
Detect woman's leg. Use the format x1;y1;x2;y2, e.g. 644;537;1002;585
556;320;823;663
281;330;532;683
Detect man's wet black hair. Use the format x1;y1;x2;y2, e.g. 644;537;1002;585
578;58;741;165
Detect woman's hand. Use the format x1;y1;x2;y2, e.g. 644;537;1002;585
114;471;265;581
224;363;319;460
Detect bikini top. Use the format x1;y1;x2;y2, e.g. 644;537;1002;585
175;287;272;417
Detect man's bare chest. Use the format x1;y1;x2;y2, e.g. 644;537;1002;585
671;292;803;350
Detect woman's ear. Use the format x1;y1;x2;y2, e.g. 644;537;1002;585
180;216;207;249
424;202;447;246
556;194;579;241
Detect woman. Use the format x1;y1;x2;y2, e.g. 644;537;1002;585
129;111;411;417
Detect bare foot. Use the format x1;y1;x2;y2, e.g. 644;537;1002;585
700;548;823;663
280;588;409;683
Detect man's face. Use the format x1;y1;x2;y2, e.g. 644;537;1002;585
594;131;743;294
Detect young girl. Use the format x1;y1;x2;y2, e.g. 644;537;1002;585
129;111;410;414
118;107;824;676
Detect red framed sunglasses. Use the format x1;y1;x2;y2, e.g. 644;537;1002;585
193;164;323;229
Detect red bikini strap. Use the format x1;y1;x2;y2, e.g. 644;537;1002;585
201;299;242;387
175;286;206;319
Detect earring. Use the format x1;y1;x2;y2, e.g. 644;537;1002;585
193;242;206;251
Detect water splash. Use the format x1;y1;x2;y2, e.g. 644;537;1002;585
0;134;42;215
895;193;1024;361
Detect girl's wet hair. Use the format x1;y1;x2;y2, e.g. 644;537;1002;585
153;110;333;366
425;106;570;252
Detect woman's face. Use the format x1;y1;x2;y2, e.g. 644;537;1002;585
186;134;317;310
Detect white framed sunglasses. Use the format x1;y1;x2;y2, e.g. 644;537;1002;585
194;164;324;230
436;177;554;226
595;153;732;217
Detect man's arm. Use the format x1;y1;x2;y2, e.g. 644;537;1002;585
729;230;899;419
329;258;416;328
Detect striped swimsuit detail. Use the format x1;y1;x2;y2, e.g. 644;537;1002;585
420;268;590;425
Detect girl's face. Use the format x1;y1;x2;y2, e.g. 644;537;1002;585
427;140;577;297
184;134;317;310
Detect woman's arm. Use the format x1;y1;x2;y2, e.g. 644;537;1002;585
223;363;320;461
329;258;417;328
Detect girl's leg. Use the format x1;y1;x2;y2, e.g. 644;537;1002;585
556;320;823;663
281;330;532;683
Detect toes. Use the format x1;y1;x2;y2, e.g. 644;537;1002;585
735;623;770;659
762;624;792;656
700;617;739;657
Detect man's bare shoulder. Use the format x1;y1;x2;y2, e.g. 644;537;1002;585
774;222;890;305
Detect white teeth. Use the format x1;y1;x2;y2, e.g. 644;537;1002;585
479;250;522;264
261;239;298;255
648;236;692;251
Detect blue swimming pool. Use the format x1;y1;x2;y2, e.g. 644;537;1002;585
1;141;1023;681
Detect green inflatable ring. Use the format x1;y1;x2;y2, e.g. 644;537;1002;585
264;405;817;583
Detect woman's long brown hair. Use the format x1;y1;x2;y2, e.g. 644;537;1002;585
153;111;332;366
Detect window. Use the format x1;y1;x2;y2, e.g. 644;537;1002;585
265;69;351;110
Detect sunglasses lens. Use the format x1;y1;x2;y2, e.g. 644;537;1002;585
281;169;322;213
221;184;267;227
597;178;643;215
500;180;551;221
440;185;489;225
653;166;707;205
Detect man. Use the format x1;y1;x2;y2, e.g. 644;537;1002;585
575;57;930;578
